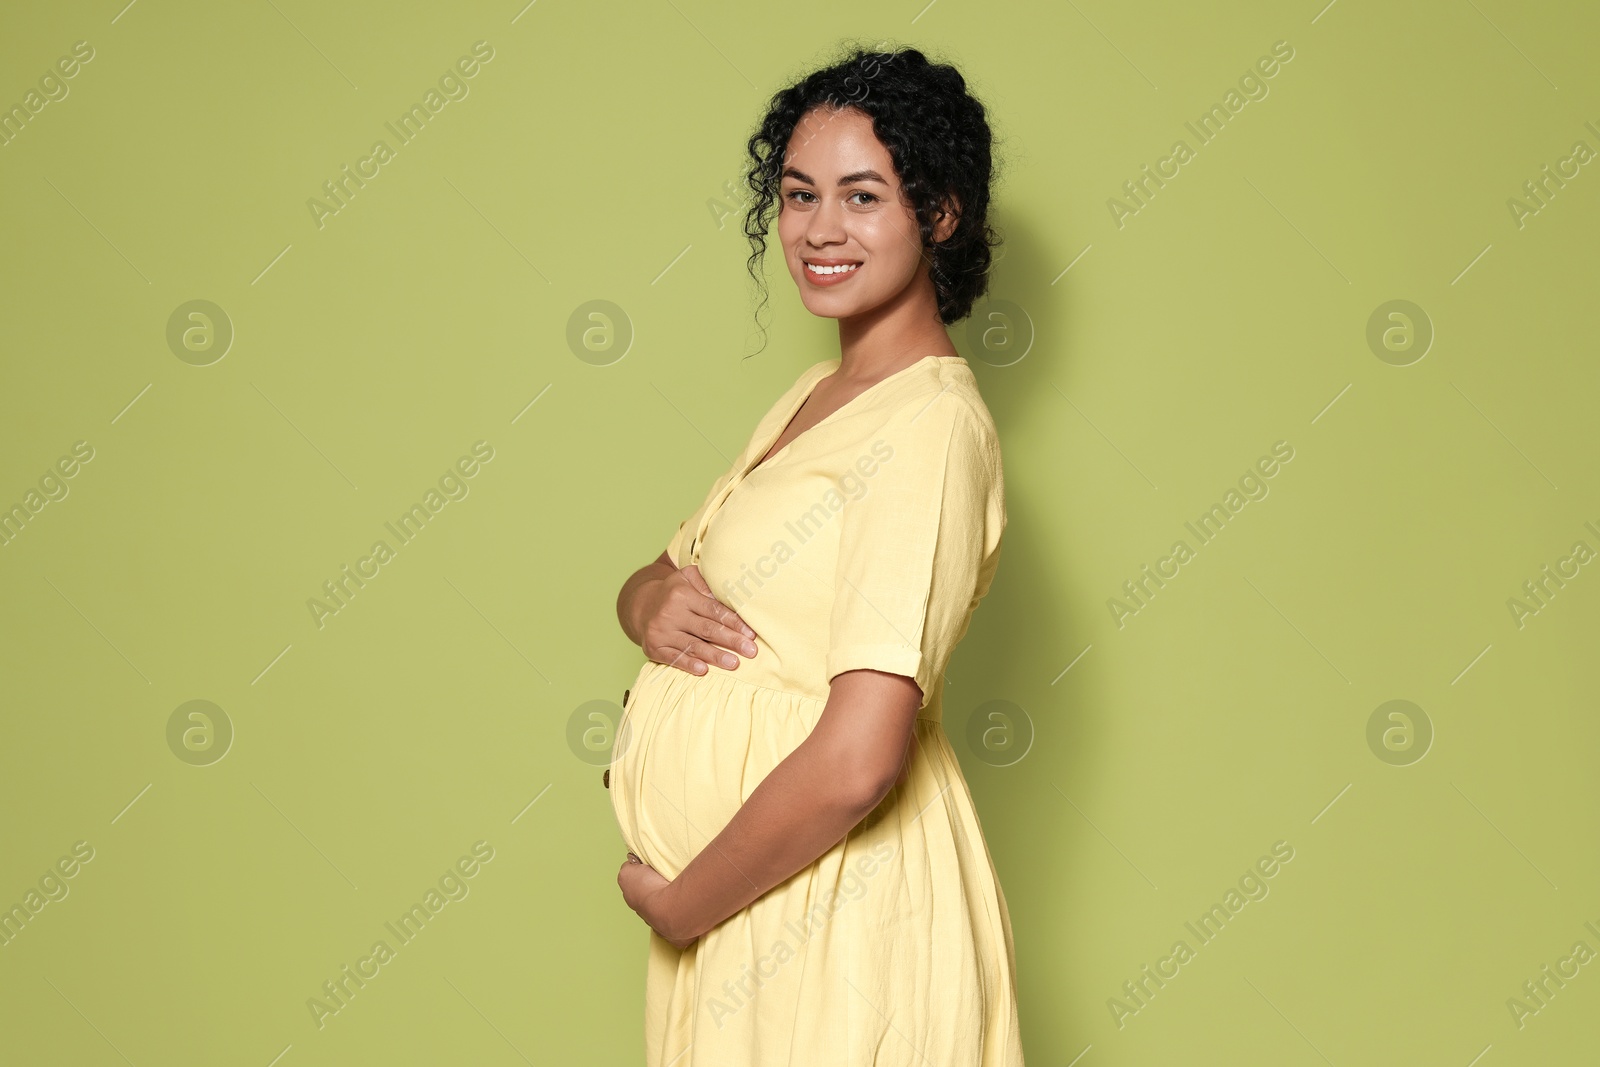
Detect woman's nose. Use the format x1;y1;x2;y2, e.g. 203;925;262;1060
809;202;846;244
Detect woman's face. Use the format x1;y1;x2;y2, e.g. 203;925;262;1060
777;105;953;321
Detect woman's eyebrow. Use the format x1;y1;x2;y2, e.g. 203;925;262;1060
781;166;889;186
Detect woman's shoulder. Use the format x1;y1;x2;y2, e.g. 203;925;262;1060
851;359;1003;515
872;357;1001;450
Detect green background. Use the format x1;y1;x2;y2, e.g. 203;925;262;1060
3;0;1597;1063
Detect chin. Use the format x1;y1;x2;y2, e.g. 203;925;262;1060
797;293;872;320
791;276;886;320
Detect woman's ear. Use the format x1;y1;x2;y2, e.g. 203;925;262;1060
932;194;961;243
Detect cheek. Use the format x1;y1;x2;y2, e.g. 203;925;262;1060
782;226;821;285
776;207;804;248
859;219;919;276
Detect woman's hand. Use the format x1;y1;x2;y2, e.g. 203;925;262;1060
617;853;697;950
635;564;760;677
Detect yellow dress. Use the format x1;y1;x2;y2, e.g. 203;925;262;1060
611;354;1024;1066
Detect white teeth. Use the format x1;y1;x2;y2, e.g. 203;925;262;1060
806;262;859;275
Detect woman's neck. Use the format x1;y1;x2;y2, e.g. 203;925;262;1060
834;274;955;382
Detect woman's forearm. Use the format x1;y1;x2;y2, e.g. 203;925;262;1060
658;732;880;941
617;561;675;646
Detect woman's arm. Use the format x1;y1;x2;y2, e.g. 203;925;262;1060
616;550;676;646
650;669;921;941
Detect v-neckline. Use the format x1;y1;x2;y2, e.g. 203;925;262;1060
683;354;964;565
743;353;960;481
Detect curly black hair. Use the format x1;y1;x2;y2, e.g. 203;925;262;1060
741;43;1002;348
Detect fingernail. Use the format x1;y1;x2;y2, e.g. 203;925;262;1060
720;653;737;668
741;625;755;637
742;641;757;656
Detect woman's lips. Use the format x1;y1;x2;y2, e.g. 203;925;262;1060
802;260;862;286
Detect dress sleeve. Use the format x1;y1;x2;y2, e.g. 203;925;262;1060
824;397;1003;707
665;519;690;566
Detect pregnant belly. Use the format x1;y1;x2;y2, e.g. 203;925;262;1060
609;661;826;879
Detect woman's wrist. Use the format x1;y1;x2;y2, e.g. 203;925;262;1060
654;876;700;942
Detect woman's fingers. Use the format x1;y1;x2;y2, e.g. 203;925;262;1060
651;634;744;676
659;634;742;674
688;604;759;663
668;578;759;669
681;567;758;641
675;624;754;671
651;642;711;675
638;566;760;675
689;638;740;671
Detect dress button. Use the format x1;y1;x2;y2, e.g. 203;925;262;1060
602;768;610;788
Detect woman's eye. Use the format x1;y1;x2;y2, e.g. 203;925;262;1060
782;190;875;206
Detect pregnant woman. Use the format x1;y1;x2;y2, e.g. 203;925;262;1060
610;45;1024;1066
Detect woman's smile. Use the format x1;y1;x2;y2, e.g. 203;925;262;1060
802;258;863;285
